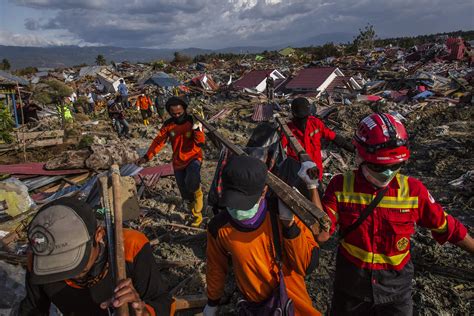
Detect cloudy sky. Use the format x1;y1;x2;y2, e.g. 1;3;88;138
0;0;472;49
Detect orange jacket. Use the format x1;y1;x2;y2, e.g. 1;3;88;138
136;95;152;110
145;116;205;170
323;169;468;271
206;201;321;316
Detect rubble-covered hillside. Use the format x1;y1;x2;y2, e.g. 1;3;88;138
0;37;473;315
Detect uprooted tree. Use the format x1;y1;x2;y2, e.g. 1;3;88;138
353;23;377;51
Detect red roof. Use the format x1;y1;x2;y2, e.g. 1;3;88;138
233;69;274;89
286;67;336;90
325;76;348;93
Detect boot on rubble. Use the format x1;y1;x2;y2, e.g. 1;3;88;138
190;186;204;227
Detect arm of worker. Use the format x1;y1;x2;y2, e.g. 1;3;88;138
138;124;170;164
100;236;174;316
18;271;51;316
205;230;229;308
332;134;355;153
278;200;319;276
414;179;472;254
192;121;205;146
319;174;343;243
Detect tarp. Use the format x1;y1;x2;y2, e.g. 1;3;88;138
145;72;181;87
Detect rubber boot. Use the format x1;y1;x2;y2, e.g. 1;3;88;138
190;187;203;227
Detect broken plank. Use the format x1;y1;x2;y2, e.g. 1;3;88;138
41;172;91;193
174;294;208;311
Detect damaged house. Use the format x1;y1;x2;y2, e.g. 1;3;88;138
285;67;361;97
233;69;286;93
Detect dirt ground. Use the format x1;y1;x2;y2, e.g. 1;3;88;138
1;101;473;315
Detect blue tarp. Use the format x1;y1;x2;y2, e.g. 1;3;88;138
144;72;181;87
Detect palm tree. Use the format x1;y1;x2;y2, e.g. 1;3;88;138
95;54;106;66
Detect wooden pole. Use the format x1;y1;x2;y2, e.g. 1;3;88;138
110;164;130;316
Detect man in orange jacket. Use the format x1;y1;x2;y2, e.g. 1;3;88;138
136;91;153;126
138;97;205;227
204;155;321;316
318;113;474;315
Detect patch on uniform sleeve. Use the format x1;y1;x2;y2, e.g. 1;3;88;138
396;237;409;251
427;191;435;203
170;130;176;138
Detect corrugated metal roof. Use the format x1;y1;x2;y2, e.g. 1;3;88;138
252;103;273;122
0;70;29;86
233;70;273;89
286;67;336;90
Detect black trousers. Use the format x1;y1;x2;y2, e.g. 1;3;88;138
331;289;413;316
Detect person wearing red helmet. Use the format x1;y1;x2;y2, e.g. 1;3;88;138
317;113;474;315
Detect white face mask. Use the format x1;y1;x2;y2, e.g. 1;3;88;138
361;164;400;188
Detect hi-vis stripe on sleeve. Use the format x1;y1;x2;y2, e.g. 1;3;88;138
340;240;410;266
335;171;418;209
431;211;448;233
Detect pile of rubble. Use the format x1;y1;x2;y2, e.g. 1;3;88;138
0;35;473;314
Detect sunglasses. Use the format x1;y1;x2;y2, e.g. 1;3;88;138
365;162;403;173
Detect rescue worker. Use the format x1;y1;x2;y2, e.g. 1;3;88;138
137;97;205;227
108;96;130;138
136;91;153;126
318;113;474;315
280;97;354;181
204;155;321;316
19;197;174;316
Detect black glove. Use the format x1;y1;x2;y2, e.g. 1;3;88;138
333;134;355;153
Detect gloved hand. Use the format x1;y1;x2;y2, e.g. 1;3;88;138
298;161;319;189
192;122;203;132
278;198;294;227
203;304;218;316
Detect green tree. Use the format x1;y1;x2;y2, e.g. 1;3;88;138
353;24;377;51
0;59;11;70
95;54;107;66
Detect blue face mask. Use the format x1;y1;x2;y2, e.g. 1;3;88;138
227;202;260;221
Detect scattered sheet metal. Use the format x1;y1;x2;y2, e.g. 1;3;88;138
0;163;88;176
209;108;233;122
252;103;274;122
21;175;64;191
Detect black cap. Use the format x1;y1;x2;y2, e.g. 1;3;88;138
220;156;268;210
291;97;310;118
165;96;188;112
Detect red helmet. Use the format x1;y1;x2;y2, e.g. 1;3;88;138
353;113;410;164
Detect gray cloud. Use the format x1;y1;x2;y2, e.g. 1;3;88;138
10;0;474;48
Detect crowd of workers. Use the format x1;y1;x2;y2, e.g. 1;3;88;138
17;89;474;316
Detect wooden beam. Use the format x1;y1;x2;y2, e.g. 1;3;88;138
174;294;208;311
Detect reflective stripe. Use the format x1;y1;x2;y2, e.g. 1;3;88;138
327;206;339;221
340;240;410;266
336;193;419;209
431;212;448;233
309;129;319;137
336;171;418;209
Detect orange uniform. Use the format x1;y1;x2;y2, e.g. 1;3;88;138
206;202;321;316
145;117;205;170
136;95;152;110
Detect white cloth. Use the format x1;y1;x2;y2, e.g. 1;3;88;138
278;198;294;221
297;161;319;189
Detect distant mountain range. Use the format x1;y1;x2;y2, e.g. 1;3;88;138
0;32;354;69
